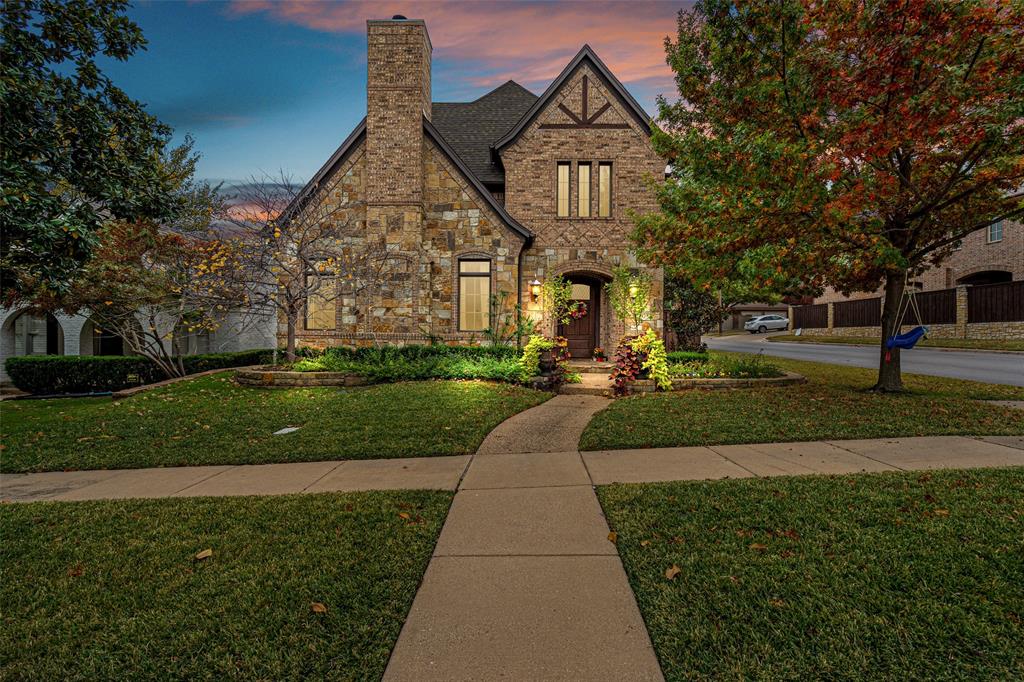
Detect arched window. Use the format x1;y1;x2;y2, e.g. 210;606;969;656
458;259;491;331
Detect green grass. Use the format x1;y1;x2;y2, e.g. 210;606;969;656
0;490;452;680
580;355;1024;450
598;468;1024;680
769;334;1024;352
0;372;550;473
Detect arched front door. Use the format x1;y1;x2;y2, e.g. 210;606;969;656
557;276;601;359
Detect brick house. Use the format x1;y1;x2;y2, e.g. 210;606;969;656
287;16;664;358
815;219;1022;304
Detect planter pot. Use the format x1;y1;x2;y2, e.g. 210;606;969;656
538;349;556;376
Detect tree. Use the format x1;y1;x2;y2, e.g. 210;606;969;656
223;172;398;361
664;273;784;350
38;141;239;378
1;0;184;301
635;0;1024;391
606;266;654;335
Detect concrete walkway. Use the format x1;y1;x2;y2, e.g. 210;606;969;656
383;394;664;681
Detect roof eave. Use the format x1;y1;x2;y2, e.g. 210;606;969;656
423;116;533;243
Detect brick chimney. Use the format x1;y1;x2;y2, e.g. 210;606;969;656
365;16;431;209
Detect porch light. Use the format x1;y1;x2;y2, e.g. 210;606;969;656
628;283;639;299
529;279;542;302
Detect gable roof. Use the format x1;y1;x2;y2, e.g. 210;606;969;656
491;45;651;151
432;81;537;184
279;115;531;242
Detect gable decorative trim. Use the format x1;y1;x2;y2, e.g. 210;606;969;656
492;45;650;150
541;75;630;130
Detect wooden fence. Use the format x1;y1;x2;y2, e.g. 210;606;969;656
833;298;881;327
913;288;957;325
792;303;828;329
968;280;1024;323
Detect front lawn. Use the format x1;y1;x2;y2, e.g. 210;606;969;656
580;356;1024;450
598;468;1024;680
0;490;451;679
0;372;549;472
768;334;1024;352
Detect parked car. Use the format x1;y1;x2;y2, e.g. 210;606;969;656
744;314;789;333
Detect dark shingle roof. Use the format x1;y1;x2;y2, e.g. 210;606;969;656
432;81;537;184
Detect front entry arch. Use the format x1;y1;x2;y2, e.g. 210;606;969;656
557;275;602;359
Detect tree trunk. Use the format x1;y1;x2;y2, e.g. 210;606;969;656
286;316;297;363
873;271;906;392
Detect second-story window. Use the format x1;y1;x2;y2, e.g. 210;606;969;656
556;162;570;217
987;221;1003;243
578;162;591;217
598;162;612;217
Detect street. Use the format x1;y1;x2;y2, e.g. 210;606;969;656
705;333;1024;387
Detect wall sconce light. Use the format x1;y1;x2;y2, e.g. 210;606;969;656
628;283;639;299
529;279;542;302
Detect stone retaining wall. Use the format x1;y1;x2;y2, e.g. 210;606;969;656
235;368;368;388
669;371;806;391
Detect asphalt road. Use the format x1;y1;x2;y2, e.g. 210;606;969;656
705;333;1024;387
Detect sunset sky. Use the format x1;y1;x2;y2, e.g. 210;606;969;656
101;0;686;184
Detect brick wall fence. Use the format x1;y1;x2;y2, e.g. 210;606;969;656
788;281;1024;340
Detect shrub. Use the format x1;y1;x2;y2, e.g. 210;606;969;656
5;356;158;394
666;350;709;364
292;348;525;384
610;329;672;394
668;352;784;379
5;350;273;394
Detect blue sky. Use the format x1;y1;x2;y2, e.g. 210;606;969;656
102;1;681;184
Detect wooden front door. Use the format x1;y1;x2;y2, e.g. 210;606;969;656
557;278;600;359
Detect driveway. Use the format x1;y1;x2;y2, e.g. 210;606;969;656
705;333;1024;386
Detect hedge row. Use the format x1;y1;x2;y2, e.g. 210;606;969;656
320;344;518;363
5;349;272;395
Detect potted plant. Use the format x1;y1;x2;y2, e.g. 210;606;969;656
592;347;607;362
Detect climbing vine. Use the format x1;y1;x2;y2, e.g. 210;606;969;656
605;266;653;334
540;276;576;325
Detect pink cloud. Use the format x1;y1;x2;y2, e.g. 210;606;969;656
225;0;684;95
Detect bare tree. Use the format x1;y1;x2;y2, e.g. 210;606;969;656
223;171;399;361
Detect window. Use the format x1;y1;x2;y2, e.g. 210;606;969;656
577;163;591;217
459;259;490;331
556;162;570;217
305;276;336;330
987;221;1003;243
598;162;612;217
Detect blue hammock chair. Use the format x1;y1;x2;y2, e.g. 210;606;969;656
886;325;928;350
884;282;928;357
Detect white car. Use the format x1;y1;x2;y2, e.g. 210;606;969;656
745;314;789;333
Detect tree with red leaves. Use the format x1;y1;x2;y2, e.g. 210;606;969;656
636;0;1024;391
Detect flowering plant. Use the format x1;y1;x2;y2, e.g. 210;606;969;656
567;301;588;320
592;346;607;361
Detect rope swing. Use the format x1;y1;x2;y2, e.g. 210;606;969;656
885;275;928;361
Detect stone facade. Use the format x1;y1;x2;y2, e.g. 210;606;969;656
503;63;665;349
289;17;665;354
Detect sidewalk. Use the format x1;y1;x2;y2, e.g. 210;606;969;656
2;435;1021;504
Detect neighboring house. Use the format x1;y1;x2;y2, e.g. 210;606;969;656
287;16;665;358
0;307;276;385
815;219;1023;303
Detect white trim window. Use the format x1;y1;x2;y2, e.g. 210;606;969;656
987;221;1003;244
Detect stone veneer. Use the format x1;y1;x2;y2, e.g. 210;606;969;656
503;63;665;351
289;20;664;353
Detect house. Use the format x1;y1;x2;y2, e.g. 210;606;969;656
815;219;1023;303
287;16;665;358
0;307;276;385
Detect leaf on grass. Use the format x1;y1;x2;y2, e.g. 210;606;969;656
640;540;651;547
311;602;327;614
934;509;949;516
749;543;768;551
769;598;786;607
607;531;617;543
67;564;84;577
398;512;411;520
665;564;681;580
194;548;213;561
